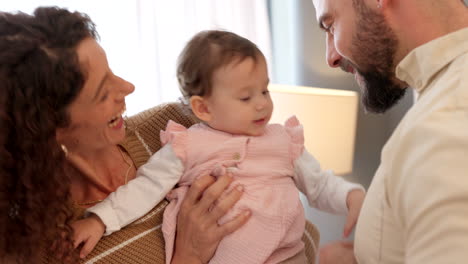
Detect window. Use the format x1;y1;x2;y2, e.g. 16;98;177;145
2;0;272;115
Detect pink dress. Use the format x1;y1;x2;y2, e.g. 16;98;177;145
161;116;306;264
88;115;363;264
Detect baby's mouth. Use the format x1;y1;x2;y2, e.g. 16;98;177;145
254;118;265;125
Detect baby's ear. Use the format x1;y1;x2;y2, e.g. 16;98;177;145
190;96;212;122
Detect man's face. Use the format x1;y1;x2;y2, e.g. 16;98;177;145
313;0;407;113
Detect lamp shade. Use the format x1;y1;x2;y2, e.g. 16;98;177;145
269;84;359;175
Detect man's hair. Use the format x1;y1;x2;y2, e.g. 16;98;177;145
176;30;264;103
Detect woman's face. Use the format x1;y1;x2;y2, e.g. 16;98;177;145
57;38;134;153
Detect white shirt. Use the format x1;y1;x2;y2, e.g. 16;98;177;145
355;27;468;264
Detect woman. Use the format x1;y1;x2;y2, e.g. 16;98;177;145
0;7;248;263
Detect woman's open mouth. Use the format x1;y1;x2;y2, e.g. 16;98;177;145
108;107;126;128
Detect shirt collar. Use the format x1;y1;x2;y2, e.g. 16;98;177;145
396;27;468;95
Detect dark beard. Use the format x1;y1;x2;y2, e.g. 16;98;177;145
350;0;407;113
358;70;406;113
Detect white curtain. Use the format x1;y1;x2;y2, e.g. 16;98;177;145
2;0;272;115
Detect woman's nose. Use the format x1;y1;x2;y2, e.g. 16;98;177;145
116;76;135;100
122;80;135;96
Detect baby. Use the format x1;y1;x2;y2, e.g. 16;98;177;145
72;30;365;264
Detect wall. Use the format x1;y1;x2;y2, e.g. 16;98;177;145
269;0;414;246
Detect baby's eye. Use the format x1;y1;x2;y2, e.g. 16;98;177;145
240;97;250;102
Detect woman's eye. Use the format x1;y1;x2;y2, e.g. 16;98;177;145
100;92;109;102
240;97;250;102
262;90;269;95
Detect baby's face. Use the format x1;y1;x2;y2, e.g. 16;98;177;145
204;56;273;136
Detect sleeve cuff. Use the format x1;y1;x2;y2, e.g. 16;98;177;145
86;199;122;236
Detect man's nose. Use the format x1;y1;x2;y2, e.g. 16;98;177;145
326;34;342;68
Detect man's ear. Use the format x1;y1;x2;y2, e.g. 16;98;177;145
190;96;212;122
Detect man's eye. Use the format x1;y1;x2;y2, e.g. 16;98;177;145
325;24;335;34
322;21;333;33
240;97;250;102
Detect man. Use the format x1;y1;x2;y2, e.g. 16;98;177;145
311;0;468;263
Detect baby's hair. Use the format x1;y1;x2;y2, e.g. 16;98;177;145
176;30;264;106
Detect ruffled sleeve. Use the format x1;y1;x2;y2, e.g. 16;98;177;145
160;120;188;162
284;115;305;161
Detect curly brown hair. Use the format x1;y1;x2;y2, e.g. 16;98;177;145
0;7;97;263
176;30;264;105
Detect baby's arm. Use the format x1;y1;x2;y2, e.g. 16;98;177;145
343;189;365;237
87;144;184;235
71;214;105;258
292;149;365;235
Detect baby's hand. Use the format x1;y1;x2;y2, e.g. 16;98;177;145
71;213;106;258
343;189;365;238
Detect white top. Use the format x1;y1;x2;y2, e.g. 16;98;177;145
355;27;468;264
88;145;363;235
